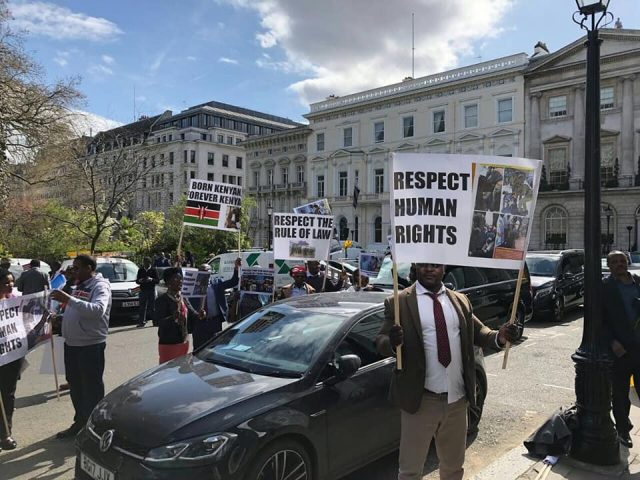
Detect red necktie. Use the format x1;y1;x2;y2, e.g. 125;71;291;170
427;292;451;367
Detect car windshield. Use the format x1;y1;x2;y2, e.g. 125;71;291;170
630;253;640;264
526;256;559;276
370;257;411;287
96;261;138;283
197;305;347;377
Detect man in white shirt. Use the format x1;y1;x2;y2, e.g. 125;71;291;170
376;263;518;480
280;266;315;298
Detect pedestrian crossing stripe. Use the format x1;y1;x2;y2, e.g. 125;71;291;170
246;253;261;267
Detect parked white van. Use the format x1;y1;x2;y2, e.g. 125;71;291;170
207;251;303;288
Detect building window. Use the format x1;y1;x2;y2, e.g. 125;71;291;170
222;174;227;183
229;175;236;184
222;154;229;167
168;134;172;141
169;173;174;186
339;171;348;197
498;98;513;123
201;133;207;141
549;95;567;117
207;152;214;165
236;156;242;169
226;136;233;145
432;110;445;133
267;169;273;185
281;167;289;185
183;150;188;163
253;171;259;187
217;134;224;143
343;127;353;147
544;206;568;248
403;116;414;137
169;152;174;165
601;86;614;110
169;192;173;203
190;171;195;179
190;151;196;163
183;171;188;186
237;176;242;186
374;216;382;243
316;133;325;151
374;168;384;194
601;143;616;186
374;122;384;143
464;104;478;128
317;175;325;197
207;173;214;181
296;164;304;183
180;133;185;140
338;217;349;240
547;147;568;187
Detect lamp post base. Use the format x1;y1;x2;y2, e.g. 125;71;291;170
570;349;620;466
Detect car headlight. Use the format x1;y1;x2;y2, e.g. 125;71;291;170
535;285;555;298
128;286;140;296
144;433;236;467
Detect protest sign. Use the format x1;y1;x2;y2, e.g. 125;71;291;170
181;268;211;298
359;252;384;278
240;268;274;295
184;179;242;232
293;198;331;215
272;213;334;261
0;292;49;366
390;153;542;269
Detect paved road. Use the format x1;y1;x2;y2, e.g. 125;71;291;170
1;310;583;479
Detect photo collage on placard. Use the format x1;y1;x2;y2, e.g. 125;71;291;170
469;164;534;260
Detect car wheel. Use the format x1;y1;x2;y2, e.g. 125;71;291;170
467;370;487;435
245;439;313;480
550;296;564;322
514;308;525;341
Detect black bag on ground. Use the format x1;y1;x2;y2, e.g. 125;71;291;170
523;405;579;457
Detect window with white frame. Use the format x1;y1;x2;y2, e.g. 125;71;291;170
464;104;478;128
544;207;568;248
497;98;513;123
281;167;289;185
403;116;414;137
267;169;273;185
317;174;325;197
547;147;568;187
374;122;385;143
296;164;304;183
338;171;348;196
433;110;445;133
549;95;567;117
316;133;325;151
374;168;384;194
343;127;353;147
600;87;614;110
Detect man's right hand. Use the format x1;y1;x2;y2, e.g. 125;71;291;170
389;324;404;348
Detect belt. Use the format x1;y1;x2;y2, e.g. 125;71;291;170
425;389;448;398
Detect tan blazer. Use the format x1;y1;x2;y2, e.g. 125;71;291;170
279;282;316;299
376;283;499;414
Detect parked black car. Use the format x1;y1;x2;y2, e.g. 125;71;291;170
370;257;533;340
75;292;488;480
525;250;584;322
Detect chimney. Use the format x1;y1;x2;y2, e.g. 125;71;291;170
532;41;549;57
402;76;414;82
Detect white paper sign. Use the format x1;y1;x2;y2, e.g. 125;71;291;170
293;198;332;215
181;268;211;298
0;292;49;366
240;268;274;295
273;213;334;261
390;153;542;269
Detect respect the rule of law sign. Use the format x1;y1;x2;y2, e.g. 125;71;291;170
184;179;242;232
390;153;542;270
272;213;334;261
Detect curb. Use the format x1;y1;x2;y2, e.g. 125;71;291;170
469;445;537;480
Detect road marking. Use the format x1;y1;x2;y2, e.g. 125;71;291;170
524;342;537;348
487;373;498;377
542;383;573;391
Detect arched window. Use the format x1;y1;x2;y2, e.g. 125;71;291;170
544;206;568;249
374;216;382;243
339;217;349;240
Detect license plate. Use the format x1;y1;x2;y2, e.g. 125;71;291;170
80;452;115;480
121;301;139;307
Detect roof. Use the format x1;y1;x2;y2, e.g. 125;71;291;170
182;100;302;128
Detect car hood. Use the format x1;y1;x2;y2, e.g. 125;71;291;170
109;280;138;289
530;275;555;288
91;354;298;447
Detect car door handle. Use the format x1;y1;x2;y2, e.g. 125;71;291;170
473;289;484;295
310;410;326;418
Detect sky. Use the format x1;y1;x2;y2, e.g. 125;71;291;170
7;0;640;131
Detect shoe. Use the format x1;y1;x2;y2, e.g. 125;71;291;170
59;383;70;391
619;432;633;448
56;423;83;439
136;322;146;328
0;437;17;450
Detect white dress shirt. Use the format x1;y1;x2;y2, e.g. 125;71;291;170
290;284;308;297
415;282;466;404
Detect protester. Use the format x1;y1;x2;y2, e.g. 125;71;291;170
154;252;167;268
50;255;112;439
305;260;346;292
15;259;50;295
193;258;241;349
0;258;10;271
155;268;189;363
227;291;268;323
376;262;518;480
135;257;159;328
602;251;640;448
183;251;195;268
49;260;62;279
346;269;384;292
0;269;21;450
280;266;316;298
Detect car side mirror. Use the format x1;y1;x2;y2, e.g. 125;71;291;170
324;354;361;386
444;282;456;291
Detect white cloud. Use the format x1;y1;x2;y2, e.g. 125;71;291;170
10;1;123;41
101;55;115;65
69;110;122;137
219;56;239;65
88;64;113;77
186;55;197;61
224;0;514;105
53;50;69;66
150;51;166;73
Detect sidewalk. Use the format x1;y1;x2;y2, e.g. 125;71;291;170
470;393;640;480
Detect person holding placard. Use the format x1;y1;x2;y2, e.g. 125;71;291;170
376;263;518;480
305;261;346;293
280;266;316;298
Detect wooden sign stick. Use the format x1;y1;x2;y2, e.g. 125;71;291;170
392;261;403;370
502;266;525;370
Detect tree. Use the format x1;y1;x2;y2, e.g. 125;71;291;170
0;0;82;203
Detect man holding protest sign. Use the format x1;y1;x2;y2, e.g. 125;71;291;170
305;260;346;293
280;265;316;298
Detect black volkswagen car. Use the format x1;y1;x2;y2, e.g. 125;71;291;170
75;292;487;480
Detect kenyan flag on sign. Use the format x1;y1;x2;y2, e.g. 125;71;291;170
183;200;221;228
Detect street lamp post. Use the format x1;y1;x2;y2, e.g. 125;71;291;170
267;204;273;250
570;0;619;465
627;225;633;252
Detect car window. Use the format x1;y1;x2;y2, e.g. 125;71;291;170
210;258;220;274
482;268;511;283
336;311;388;367
463;267;488;288
371;257;411;287
526;257;559;276
444;267;465;290
566;255;583;274
96;262;138;283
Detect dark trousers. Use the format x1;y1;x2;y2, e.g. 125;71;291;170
0;358;23;438
192;316;223;350
64;343;106;425
139;289;156;323
611;353;640;434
